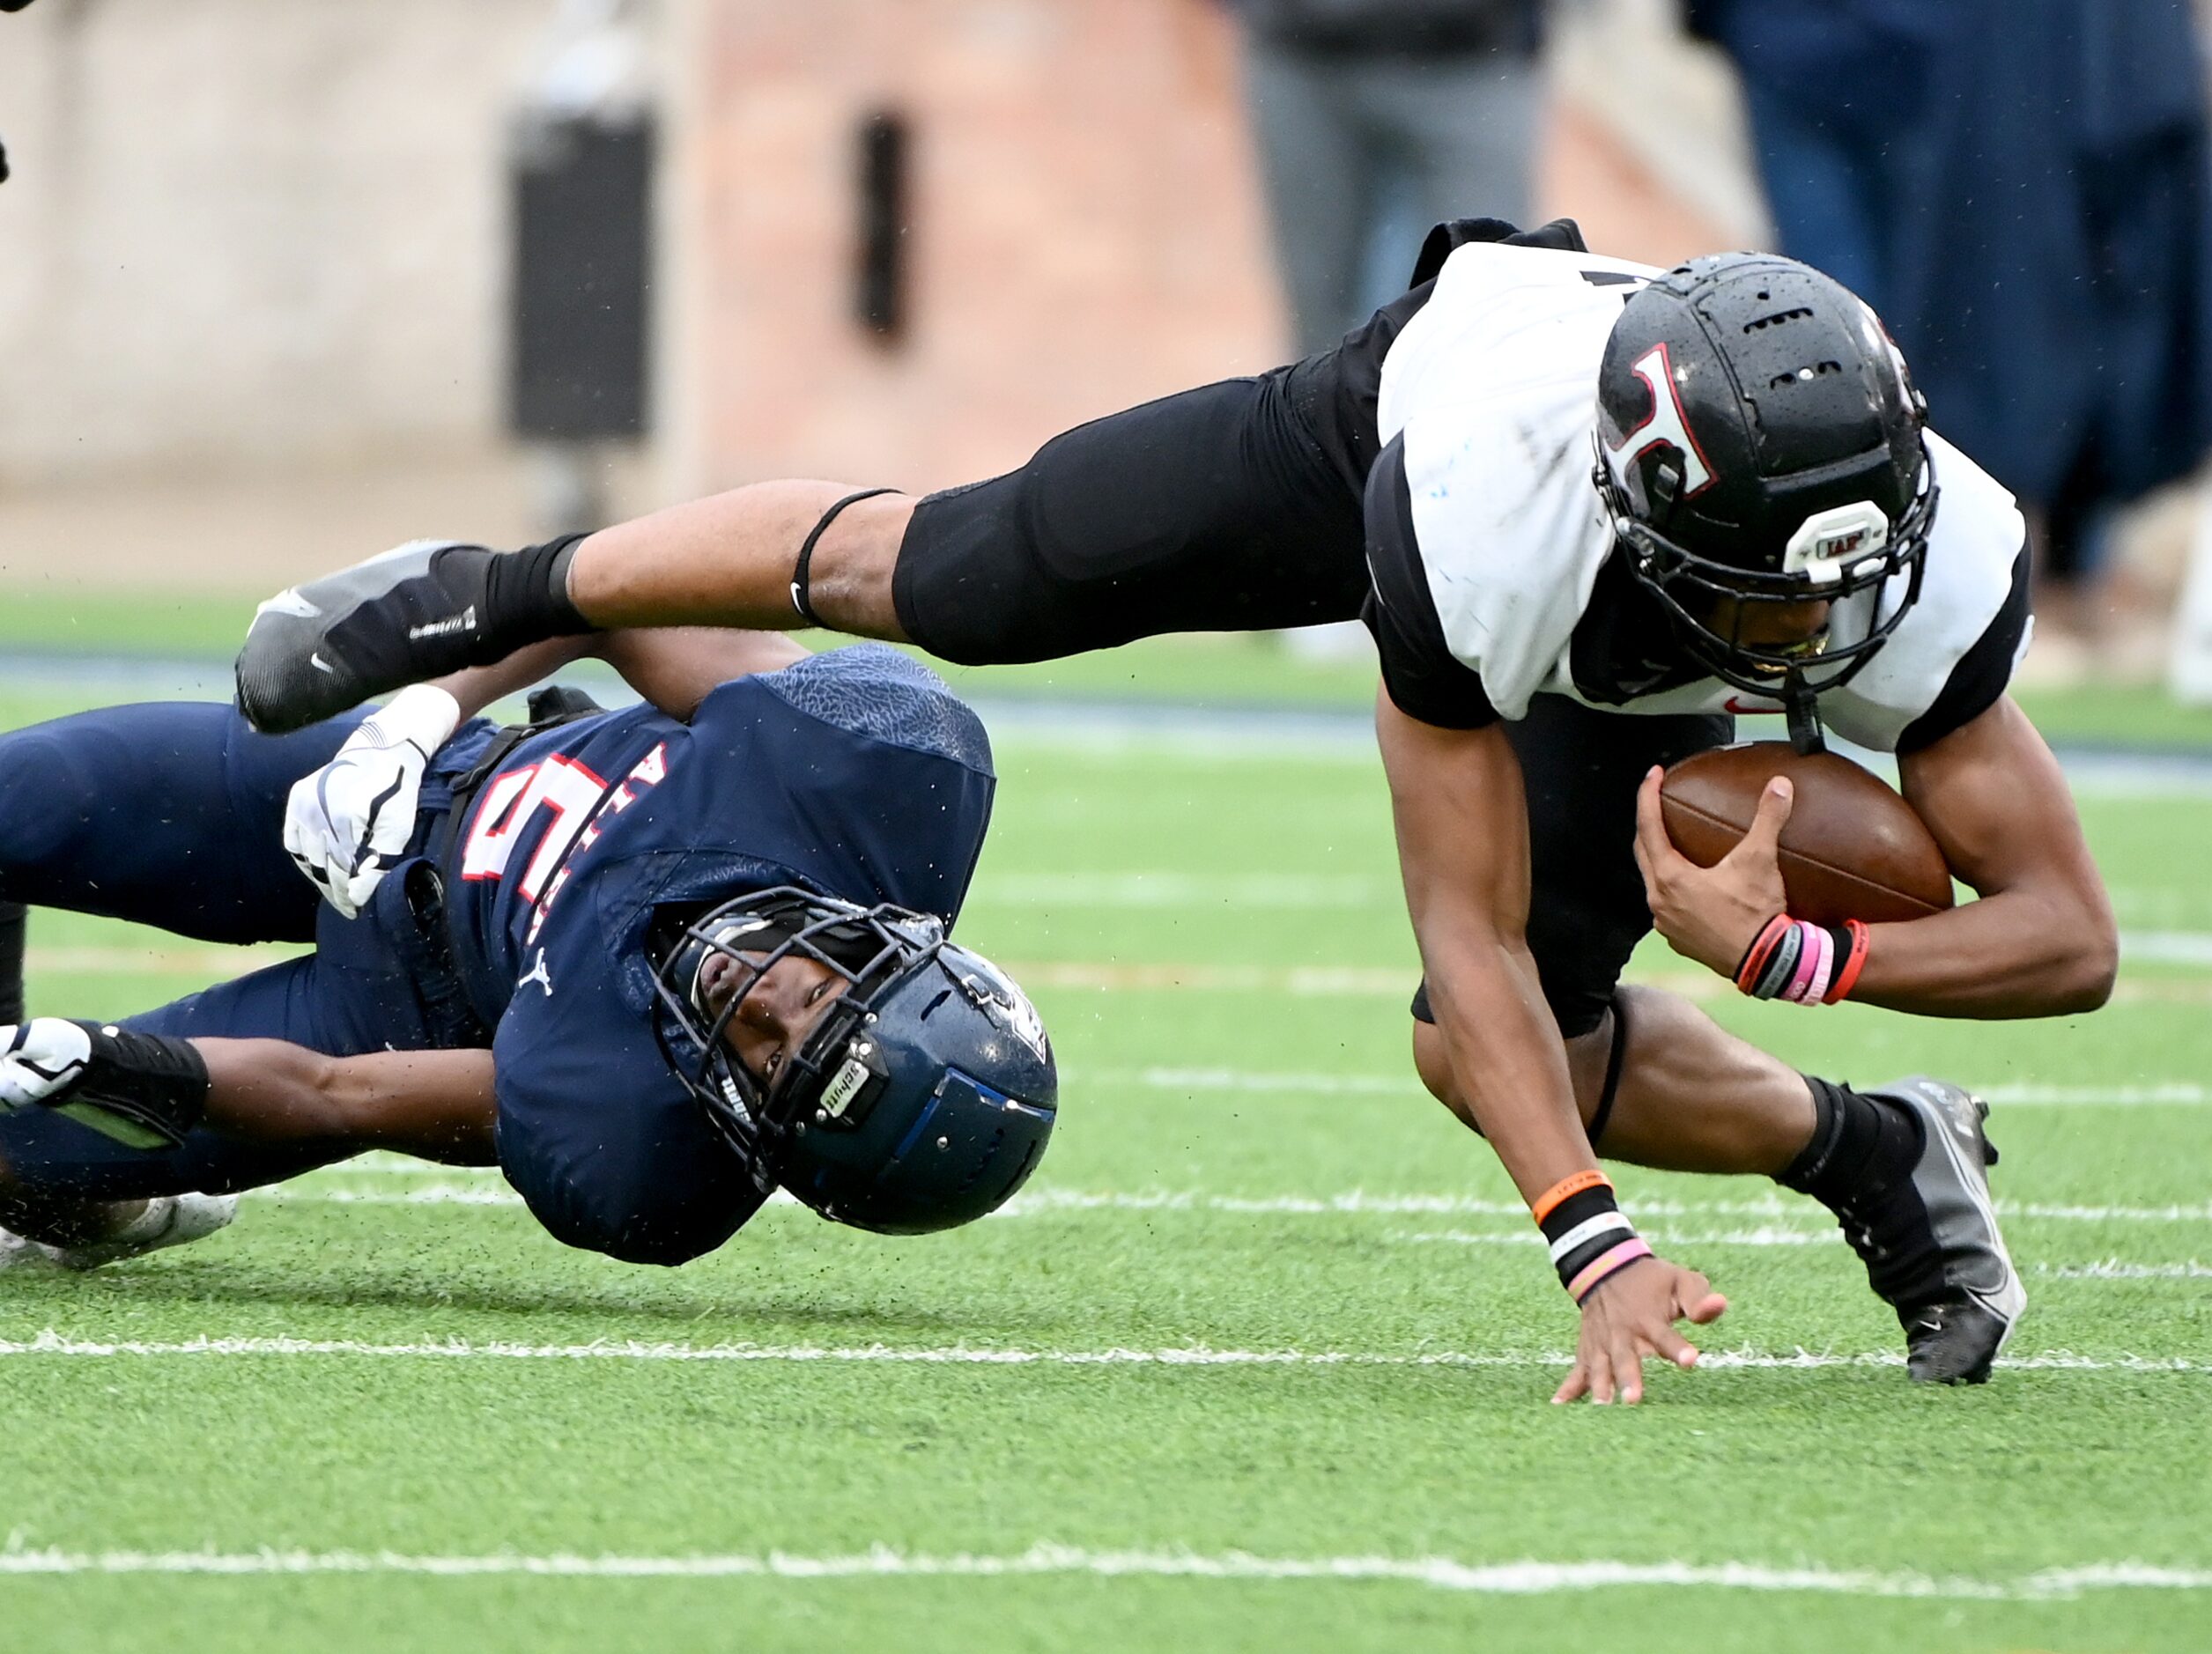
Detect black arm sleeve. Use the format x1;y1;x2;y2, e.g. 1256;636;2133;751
1359;436;1498;730
1897;543;2032;753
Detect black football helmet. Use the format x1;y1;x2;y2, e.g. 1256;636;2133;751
1592;254;1937;713
651;888;1056;1235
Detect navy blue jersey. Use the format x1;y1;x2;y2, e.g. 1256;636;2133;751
437;646;996;1262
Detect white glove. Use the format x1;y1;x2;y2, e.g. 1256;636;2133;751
0;1019;92;1111
283;683;462;919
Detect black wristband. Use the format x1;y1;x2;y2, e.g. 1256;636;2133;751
1537;1184;1639;1296
45;1022;211;1151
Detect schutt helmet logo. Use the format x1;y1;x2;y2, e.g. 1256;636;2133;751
1609;343;1717;497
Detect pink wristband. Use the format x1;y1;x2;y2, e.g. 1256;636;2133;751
1567;1237;1653;1303
1782;920;1834;1004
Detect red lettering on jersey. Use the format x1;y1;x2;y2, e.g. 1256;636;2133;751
1610;342;1718;497
520;741;673;945
458;765;541;882
526;867;572;944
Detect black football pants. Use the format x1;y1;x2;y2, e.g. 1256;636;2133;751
892;364;1372;662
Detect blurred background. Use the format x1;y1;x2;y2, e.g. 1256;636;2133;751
4;0;2212;716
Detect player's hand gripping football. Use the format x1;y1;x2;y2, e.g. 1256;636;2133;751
284;685;462;919
1632;766;1793;979
1556;1254;1728;1406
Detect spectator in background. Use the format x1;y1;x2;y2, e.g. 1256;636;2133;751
1681;1;1949;318
1233;0;1548;356
1695;0;2212;674
1232;0;1547;660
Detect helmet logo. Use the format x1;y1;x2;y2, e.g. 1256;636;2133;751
959;963;1050;1062
1609;343;1716;498
820;1045;874;1119
1784;502;1891;586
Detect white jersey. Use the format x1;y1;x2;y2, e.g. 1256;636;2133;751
1365;242;2030;752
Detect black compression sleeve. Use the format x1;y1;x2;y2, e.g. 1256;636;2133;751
476;535;594;648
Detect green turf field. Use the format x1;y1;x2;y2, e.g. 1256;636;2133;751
1;662;2210;1653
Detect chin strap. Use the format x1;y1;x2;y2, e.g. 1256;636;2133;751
1785;681;1828;756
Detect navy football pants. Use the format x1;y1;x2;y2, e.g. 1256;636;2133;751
0;700;451;1200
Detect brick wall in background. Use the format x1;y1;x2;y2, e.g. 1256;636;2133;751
0;0;560;484
674;0;1287;495
0;0;1743;523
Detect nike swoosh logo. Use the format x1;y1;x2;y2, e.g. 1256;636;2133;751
310;653;337;676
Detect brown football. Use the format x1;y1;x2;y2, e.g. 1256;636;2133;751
1659;742;1955;925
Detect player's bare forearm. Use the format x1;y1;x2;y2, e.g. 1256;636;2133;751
196;1040;496;1165
1869;696;2118;1017
567;482;915;639
431;628;809;727
1381;696;1727;1405
591;627;808;720
1376;697;1594;1196
427;638;596;721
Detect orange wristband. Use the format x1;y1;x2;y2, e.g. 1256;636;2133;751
1530;1169;1611;1226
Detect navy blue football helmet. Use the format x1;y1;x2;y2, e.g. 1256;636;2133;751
650;888;1056;1235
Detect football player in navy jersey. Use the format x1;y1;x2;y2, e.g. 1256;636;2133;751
0;625;1055;1273
231;222;2118;1401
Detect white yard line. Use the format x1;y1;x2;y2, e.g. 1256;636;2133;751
32;946;2212;1006
1393;1227;1831;1249
0;1333;2201;1375
972;873;1385;909
258;1186;525;1207
2118;930;2212;967
1395;1230;2212;1271
0;1540;2207;1599
2038;1260;2212;1280
1084;1069;2212;1106
1980;1083;2212;1106
256;1181;2212;1226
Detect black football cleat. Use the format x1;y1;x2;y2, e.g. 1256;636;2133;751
233;539;483;733
1836;1077;2024;1384
235;535;591;734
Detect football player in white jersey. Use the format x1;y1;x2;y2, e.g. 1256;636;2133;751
233;220;2116;1404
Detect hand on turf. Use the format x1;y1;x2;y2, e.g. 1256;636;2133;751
283;685;461;919
1554;1254;1727;1406
1633;765;1793;979
0;1019;92;1111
